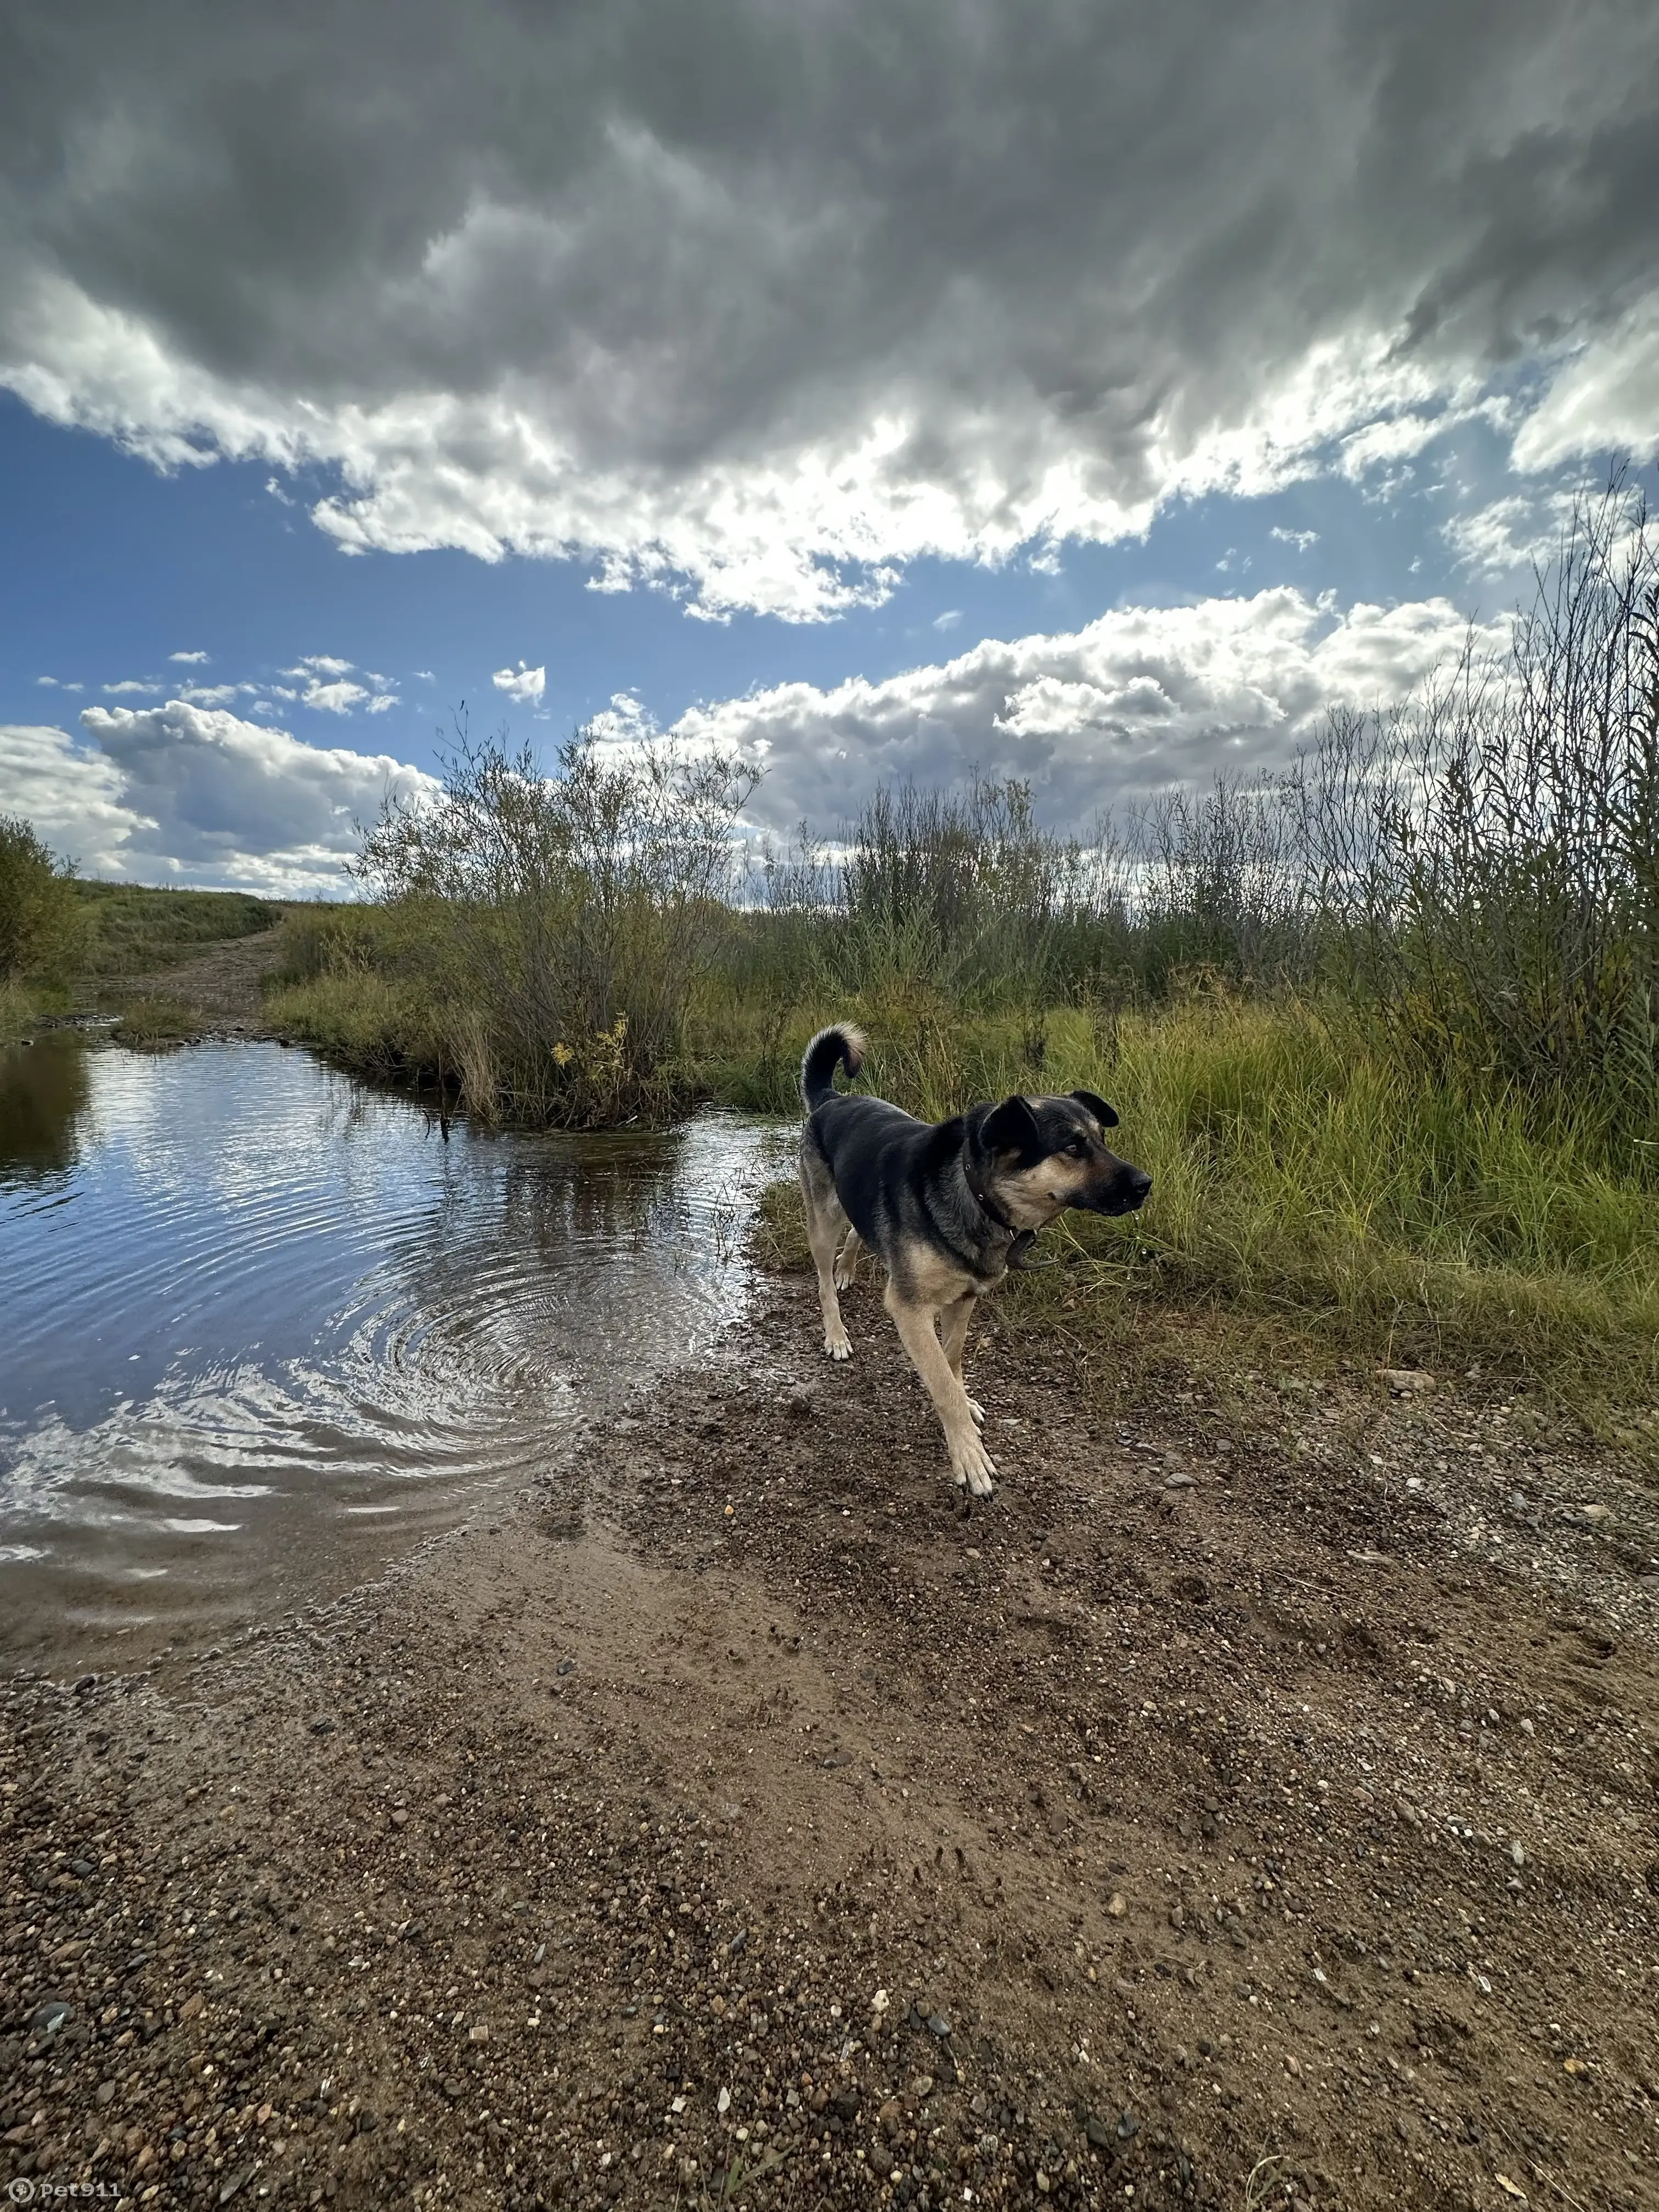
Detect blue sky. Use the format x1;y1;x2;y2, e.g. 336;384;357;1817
2;1;1656;891
6;390;1560;758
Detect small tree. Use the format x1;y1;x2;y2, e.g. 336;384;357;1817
0;816;82;980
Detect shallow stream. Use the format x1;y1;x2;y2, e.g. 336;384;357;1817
0;1035;787;1667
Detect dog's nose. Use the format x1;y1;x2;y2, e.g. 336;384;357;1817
1127;1167;1153;1202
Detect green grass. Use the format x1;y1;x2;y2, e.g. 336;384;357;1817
272;916;1659;1424
265;966;447;1081
743;991;1659;1436
0;977;67;1045
110;994;208;1050
74;882;280;980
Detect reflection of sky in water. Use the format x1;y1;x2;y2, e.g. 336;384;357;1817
0;1037;790;1652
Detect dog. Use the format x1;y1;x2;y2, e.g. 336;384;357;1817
798;1023;1152;1496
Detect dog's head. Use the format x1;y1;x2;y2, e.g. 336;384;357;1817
973;1089;1152;1228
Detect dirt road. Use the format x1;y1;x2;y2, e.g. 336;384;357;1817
117;923;290;1034
3;1272;1656;2211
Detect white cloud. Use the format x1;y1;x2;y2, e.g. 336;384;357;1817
1511;298;1659;472
0;722;139;875
101;679;161;696
47;699;440;892
492;662;546;706
35;676;82;692
301;679;371;714
365;693;399;714
674;590;1498;831
0;3;1652;617
293;654;356;678
168;648;210;664
1269;527;1319;551
933;610;962;631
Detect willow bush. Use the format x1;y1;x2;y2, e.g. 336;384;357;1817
338;725;758;1125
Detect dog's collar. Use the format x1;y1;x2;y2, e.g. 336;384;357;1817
964;1156;1037;1269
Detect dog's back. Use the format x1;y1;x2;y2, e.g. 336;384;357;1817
800;1024;957;1250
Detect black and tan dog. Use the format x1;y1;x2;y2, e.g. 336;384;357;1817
798;1023;1152;1496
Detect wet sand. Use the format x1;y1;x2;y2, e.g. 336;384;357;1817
3;1272;1657;2211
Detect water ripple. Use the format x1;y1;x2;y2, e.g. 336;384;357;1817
1;1037;792;1662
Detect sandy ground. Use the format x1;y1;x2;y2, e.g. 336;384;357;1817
3;1270;1657;2212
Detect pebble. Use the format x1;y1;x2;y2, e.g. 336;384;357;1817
1378;1368;1435;1392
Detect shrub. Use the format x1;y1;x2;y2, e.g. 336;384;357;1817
349;722;758;1124
0;816;84;980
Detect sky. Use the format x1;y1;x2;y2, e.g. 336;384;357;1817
2;0;1657;895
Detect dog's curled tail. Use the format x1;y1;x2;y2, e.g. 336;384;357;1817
800;1023;867;1111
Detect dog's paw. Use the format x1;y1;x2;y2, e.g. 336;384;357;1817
833;1262;857;1292
823;1324;853;1361
965;1396;986;1427
949;1431;998;1497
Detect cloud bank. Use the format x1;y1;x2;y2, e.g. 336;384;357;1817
2;590;1491;888
3;702;437;894
677;588;1493;830
1;2;1654;618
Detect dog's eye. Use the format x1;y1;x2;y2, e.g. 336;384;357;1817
1067;1135;1089;1156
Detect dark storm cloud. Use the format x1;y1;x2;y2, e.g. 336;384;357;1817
1;1;1655;613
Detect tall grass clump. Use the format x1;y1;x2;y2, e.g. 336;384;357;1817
303;723;758;1125
1303;472;1659;1159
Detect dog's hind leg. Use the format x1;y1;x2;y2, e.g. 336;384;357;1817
939;1293;985;1426
833;1227;864;1291
884;1283;997;1496
800;1146;853;1361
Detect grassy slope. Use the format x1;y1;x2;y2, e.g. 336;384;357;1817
1;884;286;1042
72;882;280;979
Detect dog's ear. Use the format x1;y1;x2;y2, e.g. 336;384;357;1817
982;1094;1043;1157
1071;1088;1119;1130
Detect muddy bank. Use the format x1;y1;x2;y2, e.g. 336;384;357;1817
3;1273;1657;2212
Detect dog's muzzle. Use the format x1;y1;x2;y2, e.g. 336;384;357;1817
1088;1166;1153;1216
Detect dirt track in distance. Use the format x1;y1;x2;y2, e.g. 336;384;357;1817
116;923;290;1034
3;1269;1657;2212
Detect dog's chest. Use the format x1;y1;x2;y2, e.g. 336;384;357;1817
892;1233;999;1307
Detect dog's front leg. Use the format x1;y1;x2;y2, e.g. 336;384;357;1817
939;1293;985;1426
885;1284;997;1496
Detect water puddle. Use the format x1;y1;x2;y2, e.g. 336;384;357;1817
0;1035;790;1668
